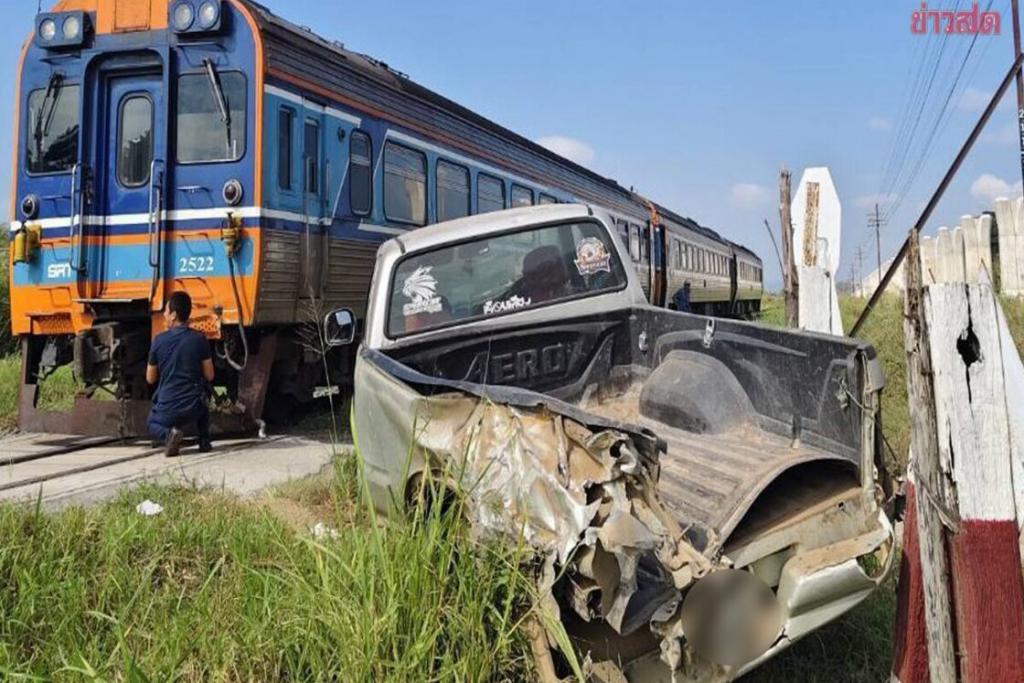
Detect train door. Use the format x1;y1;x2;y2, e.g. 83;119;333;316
88;67;166;307
299;104;324;299
728;253;739;313
649;221;667;307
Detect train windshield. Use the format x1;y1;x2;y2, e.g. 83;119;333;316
175;71;246;163
388;220;628;337
26;81;80;174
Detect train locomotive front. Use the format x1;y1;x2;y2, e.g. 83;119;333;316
9;0;337;434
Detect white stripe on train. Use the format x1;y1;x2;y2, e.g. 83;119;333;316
10;207;404;235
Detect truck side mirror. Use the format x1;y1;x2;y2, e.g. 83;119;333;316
324;308;356;346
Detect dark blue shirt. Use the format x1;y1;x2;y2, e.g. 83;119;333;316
148;326;211;415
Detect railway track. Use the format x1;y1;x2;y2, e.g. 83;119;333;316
0;431;283;503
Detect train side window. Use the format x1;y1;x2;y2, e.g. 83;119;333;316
175;72;246;163
538;193;557;205
640;226;649;261
628;225;641;261
304;119;319;194
26;83;81;175
477;173;505;213
117;94;153;188
349;130;372;216
511;184;533;207
437;159;470;222
278;107;294;191
383;141;427;225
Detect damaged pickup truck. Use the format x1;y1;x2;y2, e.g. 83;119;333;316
329;204;895;681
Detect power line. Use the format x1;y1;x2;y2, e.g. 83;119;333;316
877;0;963;206
882;0;998;223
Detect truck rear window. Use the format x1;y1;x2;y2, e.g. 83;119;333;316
388;220;627;337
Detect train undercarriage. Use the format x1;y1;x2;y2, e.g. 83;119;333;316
17;320;352;438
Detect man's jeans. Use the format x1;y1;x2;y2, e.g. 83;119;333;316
148;401;211;443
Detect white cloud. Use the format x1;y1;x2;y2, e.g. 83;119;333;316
535;135;595;165
730;182;771;206
867;116;892;131
854;193;895;209
969;173;1023;203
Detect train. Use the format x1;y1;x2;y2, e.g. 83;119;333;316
9;0;762;432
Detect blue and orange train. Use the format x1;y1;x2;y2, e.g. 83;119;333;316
9;0;762;432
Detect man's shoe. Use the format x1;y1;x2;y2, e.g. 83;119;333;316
198;439;213;453
164;428;184;458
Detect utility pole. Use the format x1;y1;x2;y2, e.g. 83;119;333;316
867;203;887;288
1013;0;1024;189
779;169;798;327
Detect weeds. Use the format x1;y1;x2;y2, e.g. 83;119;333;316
0;461;535;681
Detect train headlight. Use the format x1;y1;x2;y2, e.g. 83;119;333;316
20;194;39;220
172;1;195;31
35;11;89;49
38;18;56;42
61;14;81;41
197;1;221;30
222;179;243;206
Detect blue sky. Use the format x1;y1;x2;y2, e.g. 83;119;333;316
2;0;1021;289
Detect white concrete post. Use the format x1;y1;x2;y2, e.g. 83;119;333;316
994;196;1024;296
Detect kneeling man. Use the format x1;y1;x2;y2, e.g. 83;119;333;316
146;291;215;456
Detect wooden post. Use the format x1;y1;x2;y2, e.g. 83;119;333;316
779;168;798;327
893;231;1024;682
894;230;958;683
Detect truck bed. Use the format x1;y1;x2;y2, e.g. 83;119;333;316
584;381;859;553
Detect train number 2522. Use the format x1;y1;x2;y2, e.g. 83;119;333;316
178;256;215;274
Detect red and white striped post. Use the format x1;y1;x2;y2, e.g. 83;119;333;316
893;232;1024;682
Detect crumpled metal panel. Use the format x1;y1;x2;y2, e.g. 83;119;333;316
428;400;710;632
355;352;711;665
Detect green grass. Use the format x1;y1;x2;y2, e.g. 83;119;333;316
0;459;536;682
0;355;81;433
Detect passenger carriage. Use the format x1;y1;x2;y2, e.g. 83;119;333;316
10;0;762;433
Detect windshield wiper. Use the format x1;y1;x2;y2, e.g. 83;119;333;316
33;72;64;145
203;58;233;157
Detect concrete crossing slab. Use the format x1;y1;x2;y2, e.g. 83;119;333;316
0;433;341;510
